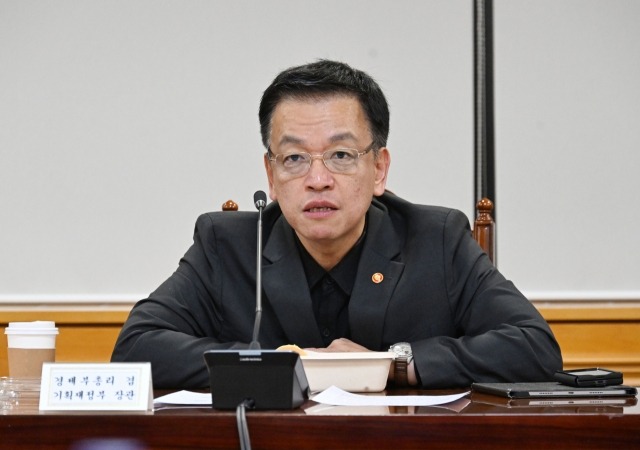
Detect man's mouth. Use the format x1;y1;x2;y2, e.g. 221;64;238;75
307;207;335;212
303;201;338;217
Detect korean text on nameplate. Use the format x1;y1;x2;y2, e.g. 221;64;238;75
39;363;153;411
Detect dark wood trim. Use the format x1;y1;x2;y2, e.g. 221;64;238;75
1;403;638;450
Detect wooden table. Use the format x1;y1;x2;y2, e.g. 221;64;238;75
1;388;639;449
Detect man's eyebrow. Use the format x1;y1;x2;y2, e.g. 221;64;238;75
329;132;358;143
277;132;358;147
278;136;305;146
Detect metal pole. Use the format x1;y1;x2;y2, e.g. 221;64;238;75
474;0;496;221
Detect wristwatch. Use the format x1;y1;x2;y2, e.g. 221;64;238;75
389;342;413;386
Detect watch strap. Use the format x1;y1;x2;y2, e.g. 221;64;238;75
394;356;409;386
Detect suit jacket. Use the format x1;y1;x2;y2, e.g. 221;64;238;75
112;193;562;389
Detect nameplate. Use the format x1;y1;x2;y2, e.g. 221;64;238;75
39;363;153;411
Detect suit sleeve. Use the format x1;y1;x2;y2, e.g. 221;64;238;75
412;209;563;388
111;214;248;389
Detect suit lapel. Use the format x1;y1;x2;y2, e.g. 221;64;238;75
349;205;405;351
262;215;324;348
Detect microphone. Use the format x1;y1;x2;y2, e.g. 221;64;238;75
203;191;309;410
253;190;267;209
249;191;267;350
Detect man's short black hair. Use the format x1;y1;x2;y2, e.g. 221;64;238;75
259;60;390;155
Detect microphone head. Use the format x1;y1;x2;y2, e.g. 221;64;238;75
254;190;267;210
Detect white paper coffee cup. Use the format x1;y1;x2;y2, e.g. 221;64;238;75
5;321;58;349
5;321;58;378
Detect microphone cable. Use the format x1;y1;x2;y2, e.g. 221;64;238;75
236;398;255;450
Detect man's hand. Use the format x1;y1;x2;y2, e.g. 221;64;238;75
305;338;370;353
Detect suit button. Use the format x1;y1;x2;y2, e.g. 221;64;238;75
322;328;331;337
325;277;334;285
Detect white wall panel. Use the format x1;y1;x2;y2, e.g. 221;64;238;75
0;1;473;299
494;0;640;297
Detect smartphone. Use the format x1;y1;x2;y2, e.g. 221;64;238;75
554;368;623;387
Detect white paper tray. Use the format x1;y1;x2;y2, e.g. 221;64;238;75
300;352;395;393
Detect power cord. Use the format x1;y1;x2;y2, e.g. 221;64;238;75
236;398;255;450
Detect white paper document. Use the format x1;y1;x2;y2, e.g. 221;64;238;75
153;387;470;409
153;390;211;406
312;386;470;407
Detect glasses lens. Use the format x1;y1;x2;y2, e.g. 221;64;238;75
325;149;358;173
277;152;310;176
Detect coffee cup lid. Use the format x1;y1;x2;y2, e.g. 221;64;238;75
5;321;59;335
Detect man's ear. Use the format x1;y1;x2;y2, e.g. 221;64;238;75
372;148;391;196
264;153;277;201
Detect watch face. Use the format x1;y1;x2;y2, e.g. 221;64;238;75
390;343;412;357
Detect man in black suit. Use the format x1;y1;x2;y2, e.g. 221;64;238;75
112;60;562;389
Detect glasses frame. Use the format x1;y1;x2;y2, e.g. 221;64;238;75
267;141;377;178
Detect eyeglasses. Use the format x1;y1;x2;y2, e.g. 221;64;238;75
268;142;377;179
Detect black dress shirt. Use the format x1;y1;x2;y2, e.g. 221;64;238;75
295;218;367;347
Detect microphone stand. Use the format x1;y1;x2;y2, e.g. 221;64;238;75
249;194;265;350
203;191;309;411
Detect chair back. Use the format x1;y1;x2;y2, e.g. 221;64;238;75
222;200;239;211
221;196;496;265
473;198;495;264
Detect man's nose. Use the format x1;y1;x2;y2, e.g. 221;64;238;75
305;157;334;190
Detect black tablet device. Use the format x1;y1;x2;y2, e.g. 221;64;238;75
471;382;637;399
